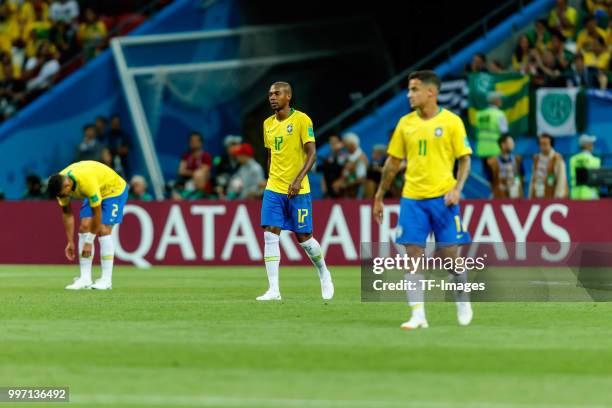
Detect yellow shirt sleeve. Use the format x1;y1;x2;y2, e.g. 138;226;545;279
387;119;406;159
57;197;70;207
80;178;102;208
451;116;472;159
263;120;270;149
300;114;315;145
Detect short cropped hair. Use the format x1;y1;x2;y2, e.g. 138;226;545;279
540;133;555;147
408;70;441;91
497;134;512;147
47;173;65;198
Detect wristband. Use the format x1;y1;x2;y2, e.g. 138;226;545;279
83;232;96;244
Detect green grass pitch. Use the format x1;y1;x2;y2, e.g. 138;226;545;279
1;265;612;408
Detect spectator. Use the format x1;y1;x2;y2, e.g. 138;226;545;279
79;7;107;60
49;0;79;25
529;133;568;199
576;15;607;53
489;59;506;73
527;18;550;53
536;49;566;87
28;2;52;40
75;123;103;162
547;0;578;40
22;174;45;199
512;34;533;73
570;134;601;199
583;36;610;89
0;61;24;120
101;115;130;174
128;175;153;201
475;91;507;164
100;147;125;178
584;35;610;71
485;135;525;199
548;30;572;72
364;144;387;199
467;53;488;73
333;132;368;198
226;143;265;200
213;134;242;197
178;131;212;194
180;168;210;200
95;115;107;138
23;42;59;92
49;20;79;64
567;53;596;87
318;134;347;198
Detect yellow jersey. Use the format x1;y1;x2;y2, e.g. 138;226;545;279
388;108;472;199
263;109;315;195
57;161;126;207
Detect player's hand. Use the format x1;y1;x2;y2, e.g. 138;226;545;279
288;178;302;198
373;198;384;225
81;242;93;259
444;187;461;206
65;241;75;261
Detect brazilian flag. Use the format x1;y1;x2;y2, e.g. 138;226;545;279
468;73;530;136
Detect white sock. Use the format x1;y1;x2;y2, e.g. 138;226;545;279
449;270;470;303
263;231;280;293
78;233;94;282
99;235;114;282
404;272;426;319
299;237;331;281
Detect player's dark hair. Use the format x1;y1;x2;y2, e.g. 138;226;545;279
540;133;555;147
47;173;65;198
498;134;512;147
190;132;203;141
83;123;95;132
408;70;441;90
271;81;292;95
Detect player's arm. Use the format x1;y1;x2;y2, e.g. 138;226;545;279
288;141;316;198
445;154;471;206
178;159;192;178
373;155;403;224
61;204;76;261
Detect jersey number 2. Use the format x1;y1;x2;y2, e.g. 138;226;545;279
111;204;119;218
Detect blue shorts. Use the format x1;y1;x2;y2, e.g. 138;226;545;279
396;196;471;246
261;190;313;233
80;186;128;225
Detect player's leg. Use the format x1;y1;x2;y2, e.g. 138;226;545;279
66;200;95;290
258;190;284;300
431;198;473;326
91;187;128;290
396;198;431;329
292;194;333;300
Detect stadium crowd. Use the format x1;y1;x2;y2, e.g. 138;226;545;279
0;0;168;122
469;0;612;88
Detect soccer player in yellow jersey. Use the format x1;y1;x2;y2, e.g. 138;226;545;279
257;81;334;301
373;71;473;329
47;161;129;290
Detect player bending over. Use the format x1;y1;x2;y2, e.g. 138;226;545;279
257;81;334;301
47;160;128;290
373;70;473;329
